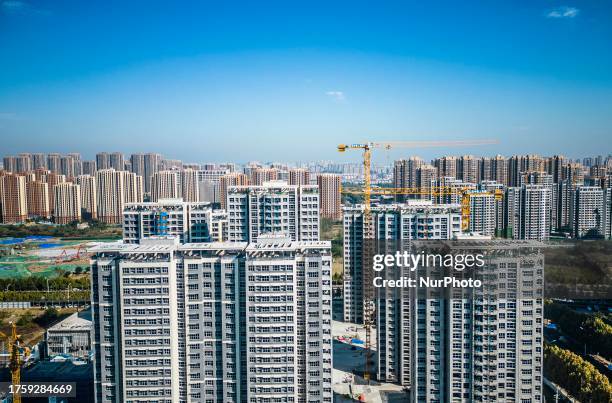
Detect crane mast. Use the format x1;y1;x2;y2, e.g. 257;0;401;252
1;323;28;403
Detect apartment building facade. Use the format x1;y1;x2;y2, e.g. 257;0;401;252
90;237;333;403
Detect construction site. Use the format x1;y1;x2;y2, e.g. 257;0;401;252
0;236;115;279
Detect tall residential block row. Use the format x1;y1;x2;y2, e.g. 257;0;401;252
343;201;544;402
88;178;334;402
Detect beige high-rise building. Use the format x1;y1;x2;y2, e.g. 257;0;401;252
0;174;27;223
393;157;424;202
26;181;50;219
122;171;143;203
249;167;278;185
317;173;342;220
34;168;50;181
44;173;66;215
416;164;438;196
219;172;249;209
96;169;143;224
151;171;179;202
22;172;36;184
76;175;97;220
180;169;199;202
288;168;311;186
434;156;457;178
54;182;81;224
457;155;479;184
96;169;125;224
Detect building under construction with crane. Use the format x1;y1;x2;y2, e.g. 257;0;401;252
337;140;544;402
337;140;499;382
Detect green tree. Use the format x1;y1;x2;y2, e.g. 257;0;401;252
545;344;612;402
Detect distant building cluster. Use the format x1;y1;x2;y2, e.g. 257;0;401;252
392;153;612;240
0;152;343;225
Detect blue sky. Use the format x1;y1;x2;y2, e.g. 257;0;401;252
0;0;611;163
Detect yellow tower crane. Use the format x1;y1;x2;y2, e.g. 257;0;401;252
0;323;30;403
337;139;498;382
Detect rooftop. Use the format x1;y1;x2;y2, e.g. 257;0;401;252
48;309;92;332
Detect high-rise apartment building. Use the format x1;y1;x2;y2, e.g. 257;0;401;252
81;160;97;176
434;156;457;179
468;192;497;236
249;168;278;185
151;171;180;202
505;185;551;241
47;153;61;174
96;152;110;170
219;173;249;210
457;155;479;184
343;201;462;324
562;163;585;187
109;152;125;171
317;173;342;220
2;156;17;173
0;173;28;223
130;153;145;178
393;157;424;201
410;240;544;402
143;153;161;194
479;180;505;234
226;181;319;242
288;168;311;186
76;175;98;220
123;171;144;204
180;169;199;202
123;199;227;243
197;168;230;204
26;180;50;219
96;169;123;224
54;182;81;224
572;186;605;238
90;236;333;403
60;155;77;179
31;153;47;170
551;180;573;233
16;153;32;173
416;164;438;196
44;172;66;215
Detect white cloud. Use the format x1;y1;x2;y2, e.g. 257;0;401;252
546;6;579;19
326;91;345;102
1;1;50;15
1;1;26;11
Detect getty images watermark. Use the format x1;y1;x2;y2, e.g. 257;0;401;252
371;251;485;289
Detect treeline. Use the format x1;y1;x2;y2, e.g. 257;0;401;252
546;303;612;360
0;221;120;239
545;344;612;402
0;275;90;292
0;290;90;302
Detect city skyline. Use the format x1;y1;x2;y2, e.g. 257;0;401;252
1;1;612;161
